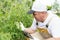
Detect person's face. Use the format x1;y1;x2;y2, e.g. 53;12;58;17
33;11;47;22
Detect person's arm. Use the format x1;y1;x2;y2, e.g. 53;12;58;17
24;28;36;34
24;18;37;34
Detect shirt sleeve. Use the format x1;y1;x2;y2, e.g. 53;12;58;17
30;18;37;30
51;20;60;38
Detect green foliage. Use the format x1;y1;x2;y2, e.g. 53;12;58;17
47;6;52;10
52;0;60;14
0;0;33;40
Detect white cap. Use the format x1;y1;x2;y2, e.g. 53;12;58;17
28;1;47;14
32;1;47;12
35;0;55;6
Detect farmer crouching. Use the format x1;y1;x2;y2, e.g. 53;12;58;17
24;1;60;40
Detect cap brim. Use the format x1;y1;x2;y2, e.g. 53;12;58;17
28;10;35;14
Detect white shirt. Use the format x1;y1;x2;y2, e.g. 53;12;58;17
30;11;60;38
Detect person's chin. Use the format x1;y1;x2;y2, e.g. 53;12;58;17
36;19;42;22
38;19;44;22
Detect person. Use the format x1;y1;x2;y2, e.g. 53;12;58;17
24;1;60;40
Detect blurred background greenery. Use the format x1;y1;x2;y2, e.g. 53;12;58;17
0;0;60;40
0;0;34;40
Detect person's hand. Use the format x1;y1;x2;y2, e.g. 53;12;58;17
20;22;26;31
22;31;33;39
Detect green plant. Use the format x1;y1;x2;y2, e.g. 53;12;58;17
0;0;33;40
